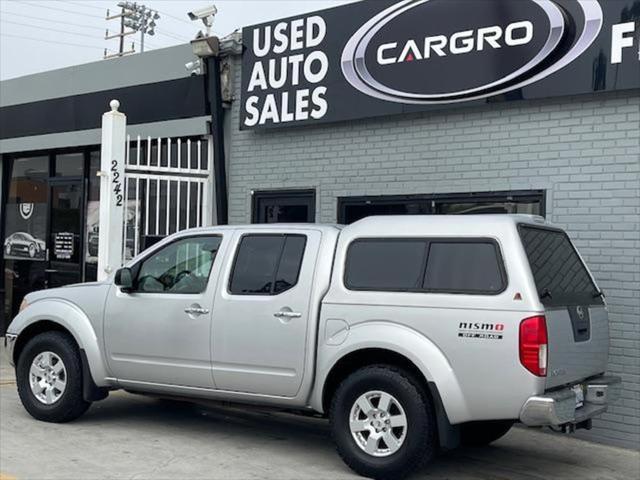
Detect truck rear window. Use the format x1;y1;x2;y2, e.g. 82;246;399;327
518;225;602;307
344;238;506;294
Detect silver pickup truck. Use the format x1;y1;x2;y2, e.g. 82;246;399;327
5;215;621;479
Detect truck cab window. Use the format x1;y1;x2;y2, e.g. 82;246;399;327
229;234;307;295
134;236;221;294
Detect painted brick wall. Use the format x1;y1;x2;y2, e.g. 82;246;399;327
226;57;640;449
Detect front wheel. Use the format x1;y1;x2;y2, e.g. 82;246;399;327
16;331;91;423
330;365;436;480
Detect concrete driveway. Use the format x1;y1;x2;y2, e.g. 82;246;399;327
1;346;638;480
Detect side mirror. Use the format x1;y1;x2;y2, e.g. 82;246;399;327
114;267;133;292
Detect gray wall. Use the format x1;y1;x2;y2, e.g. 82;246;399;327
0;44;196;107
226;56;640;449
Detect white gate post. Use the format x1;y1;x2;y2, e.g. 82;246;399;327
97;100;127;281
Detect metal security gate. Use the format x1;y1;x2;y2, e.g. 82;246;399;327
121;135;213;261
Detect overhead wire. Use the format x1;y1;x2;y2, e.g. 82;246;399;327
0;32;107;51
15;1;105;19
1;19;105;40
0;10;105;31
52;0;109;12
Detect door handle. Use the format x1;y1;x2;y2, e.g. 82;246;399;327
184;306;209;315
44;269;59;273
273;311;302;319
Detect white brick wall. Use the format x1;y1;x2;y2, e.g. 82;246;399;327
227;57;640;449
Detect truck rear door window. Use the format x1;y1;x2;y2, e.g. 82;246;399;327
229;234;306;295
423;242;505;294
518;225;601;306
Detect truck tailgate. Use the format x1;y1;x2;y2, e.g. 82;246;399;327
545;305;609;389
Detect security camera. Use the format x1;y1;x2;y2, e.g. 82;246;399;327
185;60;203;76
187;5;218;27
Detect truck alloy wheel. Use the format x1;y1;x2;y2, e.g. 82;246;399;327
330;365;436;479
349;390;408;457
16;331;91;423
29;351;67;405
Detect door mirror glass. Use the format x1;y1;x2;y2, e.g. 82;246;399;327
114;268;133;290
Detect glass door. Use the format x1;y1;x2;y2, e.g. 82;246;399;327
47;181;84;289
3;156;49;328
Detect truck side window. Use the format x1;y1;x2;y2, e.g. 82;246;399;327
344;239;427;291
344;238;505;294
423;242;505;294
229;234;307;295
134;236;222;294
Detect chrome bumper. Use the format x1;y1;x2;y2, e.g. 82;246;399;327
520;375;622;427
4;333;17;367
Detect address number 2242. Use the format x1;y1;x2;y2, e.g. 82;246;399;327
111;159;123;207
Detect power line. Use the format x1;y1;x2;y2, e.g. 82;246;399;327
1;19;103;40
16;1;104;19
0;10;105;31
154;8;192;26
52;0;109;12
155;29;190;42
0;32;106;51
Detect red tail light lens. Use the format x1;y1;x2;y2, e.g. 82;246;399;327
519;315;548;377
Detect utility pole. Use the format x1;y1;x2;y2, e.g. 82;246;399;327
104;2;159;59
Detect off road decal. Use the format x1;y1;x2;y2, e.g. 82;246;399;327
458;322;504;340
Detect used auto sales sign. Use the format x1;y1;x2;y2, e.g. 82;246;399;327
240;0;640;129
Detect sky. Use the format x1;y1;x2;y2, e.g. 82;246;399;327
0;0;358;80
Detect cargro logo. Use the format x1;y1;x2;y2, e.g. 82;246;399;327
341;0;604;104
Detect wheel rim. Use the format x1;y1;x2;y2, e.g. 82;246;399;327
29;351;67;405
349;390;408;457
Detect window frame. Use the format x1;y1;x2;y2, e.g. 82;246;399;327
251;189;316;224
227;233;308;296
343;237;508;296
337;189;545;224
129;234;223;295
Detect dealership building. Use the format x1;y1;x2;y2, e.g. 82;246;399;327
1;0;639;449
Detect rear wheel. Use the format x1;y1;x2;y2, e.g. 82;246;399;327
330;365;436;479
460;420;514;447
16;331;91;423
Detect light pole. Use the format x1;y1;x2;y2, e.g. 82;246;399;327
105;2;159;57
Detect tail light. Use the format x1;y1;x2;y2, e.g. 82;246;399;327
519;315;548;377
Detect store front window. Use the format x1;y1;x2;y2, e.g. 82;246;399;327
2;150;98;332
338;190;545;224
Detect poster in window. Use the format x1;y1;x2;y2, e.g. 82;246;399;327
4;202;47;261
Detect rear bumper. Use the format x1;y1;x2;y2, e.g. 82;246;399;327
519;375;621;427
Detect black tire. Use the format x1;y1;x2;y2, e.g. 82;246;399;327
16;331;91;423
330;365;436;480
460;420;514;447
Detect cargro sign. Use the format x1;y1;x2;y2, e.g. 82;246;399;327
240;0;640;129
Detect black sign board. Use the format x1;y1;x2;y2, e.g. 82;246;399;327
240;0;640;129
